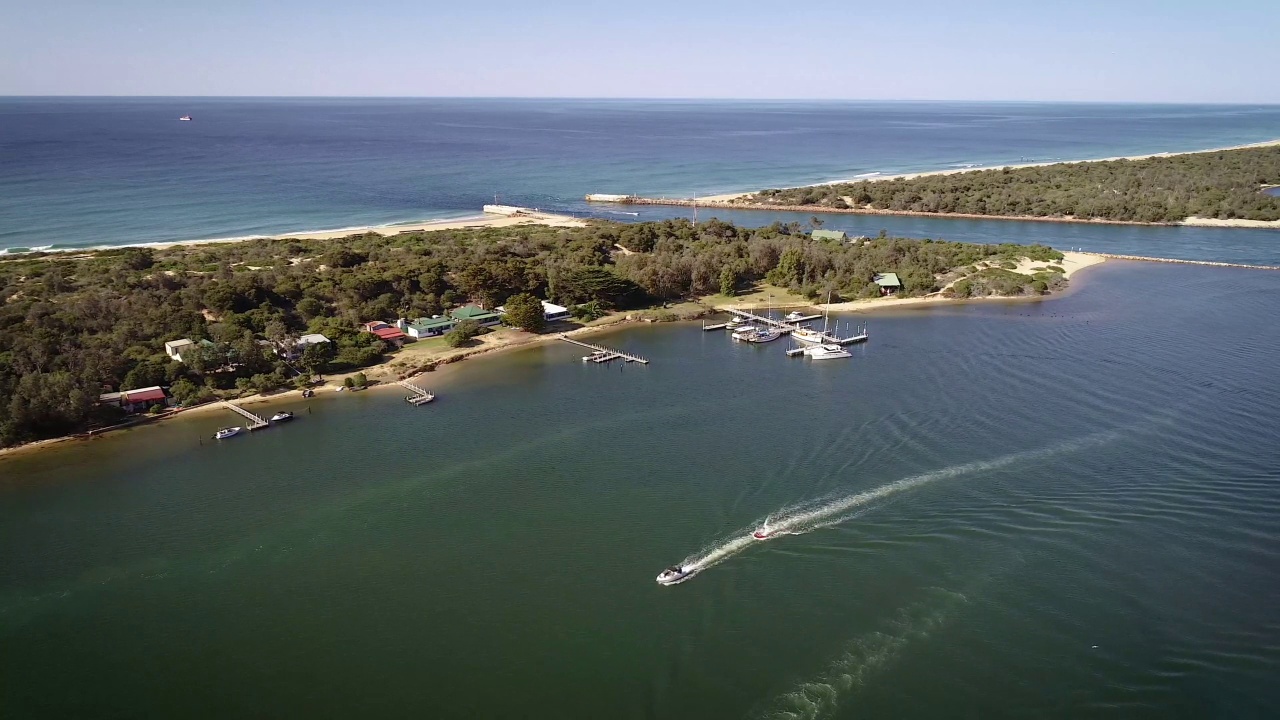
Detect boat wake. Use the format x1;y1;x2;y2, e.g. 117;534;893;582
667;429;1124;582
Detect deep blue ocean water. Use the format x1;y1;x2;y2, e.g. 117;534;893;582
2;98;1278;253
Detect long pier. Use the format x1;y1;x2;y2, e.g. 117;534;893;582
1082;252;1280;271
221;401;268;430
396;379;436;406
724;309;868;345
560;335;649;364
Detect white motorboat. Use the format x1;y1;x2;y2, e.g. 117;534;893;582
725;317;748;329
731;325;759;340
784;311;808;322
805;344;851;360
656;565;693;586
179;115;192;121
270;411;294;423
214;426;242;440
791;327;825;345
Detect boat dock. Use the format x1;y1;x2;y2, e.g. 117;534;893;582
560;336;649;364
221;401;268;430
702;322;730;331
723;309;867;345
397;380;436;406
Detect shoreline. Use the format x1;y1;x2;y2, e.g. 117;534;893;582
3;210;588;258
0;309;676;462
692;137;1280;203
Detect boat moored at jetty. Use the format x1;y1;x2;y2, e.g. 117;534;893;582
805;344;851;360
784;311;808;322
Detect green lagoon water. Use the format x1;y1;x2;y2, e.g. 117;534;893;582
3;261;1279;718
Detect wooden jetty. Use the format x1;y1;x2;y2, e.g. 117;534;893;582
724;309;867;345
702;321;729;331
560;335;649;364
397;379;436;406
221;401;268;430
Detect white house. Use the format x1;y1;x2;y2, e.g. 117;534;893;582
296;333;331;348
541;301;570;322
495;300;571;323
165;339;196;362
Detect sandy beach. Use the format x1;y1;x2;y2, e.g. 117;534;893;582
694;138;1280;203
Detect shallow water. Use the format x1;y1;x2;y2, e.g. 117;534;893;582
3;261;1278;718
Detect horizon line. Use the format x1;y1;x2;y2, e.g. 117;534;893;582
2;95;1279;107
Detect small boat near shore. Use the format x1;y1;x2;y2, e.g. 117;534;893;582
214;426;241;440
270;411;294;423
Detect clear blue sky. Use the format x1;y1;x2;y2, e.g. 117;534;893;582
3;0;1276;101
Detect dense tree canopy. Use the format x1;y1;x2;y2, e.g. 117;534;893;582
0;220;1061;447
743;146;1280;222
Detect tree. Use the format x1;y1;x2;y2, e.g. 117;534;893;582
719;266;737;296
352;372;368;388
443;319;482;348
296;297;325;321
343;376;355;388
300;341;334;377
502;293;545;332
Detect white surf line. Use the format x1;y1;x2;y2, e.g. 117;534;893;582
670;428;1125;581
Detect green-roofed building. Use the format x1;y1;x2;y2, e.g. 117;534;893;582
811;229;847;241
873;272;902;296
450;305;504;327
399;316;457;339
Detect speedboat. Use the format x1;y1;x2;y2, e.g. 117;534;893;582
784;311;808;322
805;344;851;360
270;411;294;423
655;565;693;586
179;115;192;121
214;426;241;440
753;519;773;540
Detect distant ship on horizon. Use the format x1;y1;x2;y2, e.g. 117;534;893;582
179;115;192;121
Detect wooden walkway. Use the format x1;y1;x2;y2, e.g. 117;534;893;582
396;379;436;406
560;335;649;364
221;401;268;430
725;309;868;345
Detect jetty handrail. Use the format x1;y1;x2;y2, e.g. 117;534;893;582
221;400;268;429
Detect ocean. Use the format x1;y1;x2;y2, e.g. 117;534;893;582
2;261;1278;718
2;98;1279;252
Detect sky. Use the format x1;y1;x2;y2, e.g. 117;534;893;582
2;0;1277;102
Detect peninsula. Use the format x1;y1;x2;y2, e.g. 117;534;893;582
608;142;1280;228
0;219;1085;450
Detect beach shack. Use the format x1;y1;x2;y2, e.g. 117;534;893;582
873;272;902;296
164;338;214;364
811;229;847;242
450;305;504;327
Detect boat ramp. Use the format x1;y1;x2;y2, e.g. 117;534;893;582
560;335;649;364
221;401;268;430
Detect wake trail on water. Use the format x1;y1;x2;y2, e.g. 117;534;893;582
676;428;1124;579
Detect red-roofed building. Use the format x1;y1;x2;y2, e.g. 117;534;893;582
362;321;409;346
100;385;171;413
